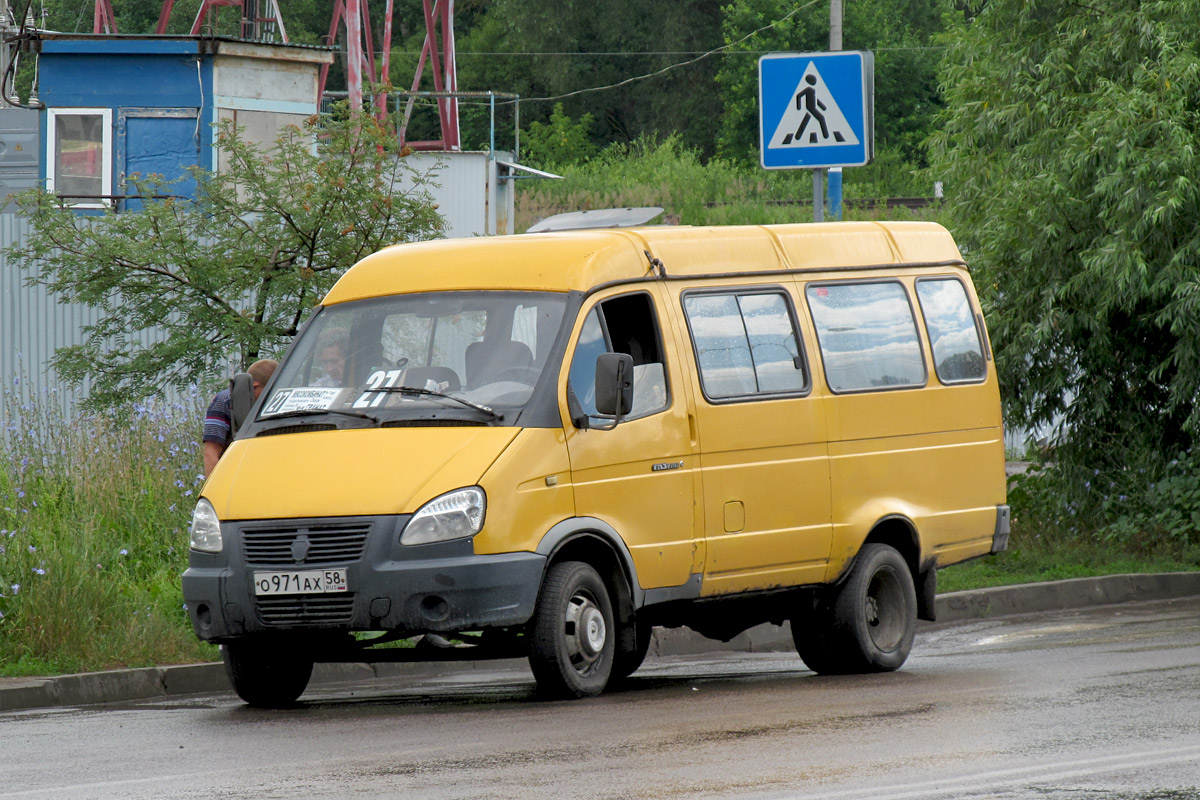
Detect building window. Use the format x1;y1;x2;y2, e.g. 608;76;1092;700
47;108;112;208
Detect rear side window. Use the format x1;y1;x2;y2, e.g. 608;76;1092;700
682;290;808;400
916;278;987;384
806;281;925;393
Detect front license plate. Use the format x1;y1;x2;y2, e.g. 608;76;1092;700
254;569;348;596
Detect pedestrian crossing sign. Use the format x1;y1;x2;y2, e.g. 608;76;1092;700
759;51;874;170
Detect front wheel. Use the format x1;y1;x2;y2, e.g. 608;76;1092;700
612;615;653;681
528;561;616;698
222;638;314;708
793;543;917;674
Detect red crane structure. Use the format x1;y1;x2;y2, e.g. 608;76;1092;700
91;0;460;150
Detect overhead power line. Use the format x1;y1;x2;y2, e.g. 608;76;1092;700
448;46;946;57
331;3;832;104
517;0;825;104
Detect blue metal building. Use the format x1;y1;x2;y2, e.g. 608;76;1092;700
31;35;331;212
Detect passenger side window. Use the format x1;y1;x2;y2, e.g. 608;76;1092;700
806;281;926;393
682;290;807;400
916;278;987;384
568;293;669;421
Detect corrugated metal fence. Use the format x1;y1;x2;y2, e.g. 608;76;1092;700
0;212;173;412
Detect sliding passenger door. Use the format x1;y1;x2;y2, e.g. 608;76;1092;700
676;284;833;595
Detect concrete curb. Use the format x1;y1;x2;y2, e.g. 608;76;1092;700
3;572;1198;713
934;571;1200;623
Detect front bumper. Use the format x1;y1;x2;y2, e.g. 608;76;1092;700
182;514;545;642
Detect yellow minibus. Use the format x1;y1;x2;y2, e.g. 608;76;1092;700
184;219;1009;706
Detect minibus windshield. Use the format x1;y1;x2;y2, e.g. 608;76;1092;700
258;291;567;426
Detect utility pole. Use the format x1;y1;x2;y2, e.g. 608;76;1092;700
830;0;842;50
0;3;15;109
827;0;843;220
814;0;842;222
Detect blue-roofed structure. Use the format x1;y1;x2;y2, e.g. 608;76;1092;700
29;34;332;212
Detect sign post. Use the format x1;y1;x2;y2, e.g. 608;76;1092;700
758;51;873;222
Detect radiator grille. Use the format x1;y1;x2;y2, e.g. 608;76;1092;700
256;423;337;437
242;523;371;568
256;594;355;627
382;419;488;428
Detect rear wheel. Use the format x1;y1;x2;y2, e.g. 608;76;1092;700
791;598;844;675
222;638;314;708
792;543;916;674
528;561;616;698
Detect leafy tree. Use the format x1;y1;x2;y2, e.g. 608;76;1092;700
713;0;816;165
520;102;599;168
929;0;1200;474
9;114;444;408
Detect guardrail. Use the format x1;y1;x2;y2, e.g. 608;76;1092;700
704;197;939;210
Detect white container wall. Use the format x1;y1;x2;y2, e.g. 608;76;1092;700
399;151;515;238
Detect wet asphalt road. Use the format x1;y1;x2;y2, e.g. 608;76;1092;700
1;597;1198;800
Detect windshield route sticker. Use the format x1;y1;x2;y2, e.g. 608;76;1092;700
261;387;344;416
353;369;405;408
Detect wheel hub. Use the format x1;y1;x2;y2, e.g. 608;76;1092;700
564;592;607;673
865;595;880;626
865;568;905;651
581;606;606;656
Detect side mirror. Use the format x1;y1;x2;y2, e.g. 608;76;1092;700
595;352;634;419
229;372;255;436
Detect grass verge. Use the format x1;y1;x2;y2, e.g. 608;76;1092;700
0;384;217;677
938;526;1200;593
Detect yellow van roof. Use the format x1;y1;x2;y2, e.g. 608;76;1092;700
322;221;964;305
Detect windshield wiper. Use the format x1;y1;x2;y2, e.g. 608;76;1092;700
368;386;504;422
258;408;382;425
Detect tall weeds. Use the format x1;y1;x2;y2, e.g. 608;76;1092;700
0;380;216;675
515;135;936;231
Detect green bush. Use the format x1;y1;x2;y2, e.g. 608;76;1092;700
0;379;216;675
1007;451;1200;549
521;103;599;169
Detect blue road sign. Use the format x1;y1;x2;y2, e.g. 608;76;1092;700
759;51;874;170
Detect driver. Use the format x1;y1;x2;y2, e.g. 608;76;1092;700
312;330;349;387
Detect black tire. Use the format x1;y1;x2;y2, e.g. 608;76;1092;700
222;639;314;708
528;561;616;698
794;543;917;675
791;596;846;675
612;615;653;681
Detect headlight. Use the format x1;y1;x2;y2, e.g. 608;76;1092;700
401;487;486;545
189;498;223;552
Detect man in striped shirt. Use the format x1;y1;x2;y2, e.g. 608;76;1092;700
202;359;277;477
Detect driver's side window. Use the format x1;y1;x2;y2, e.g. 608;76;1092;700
568;293;669;422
